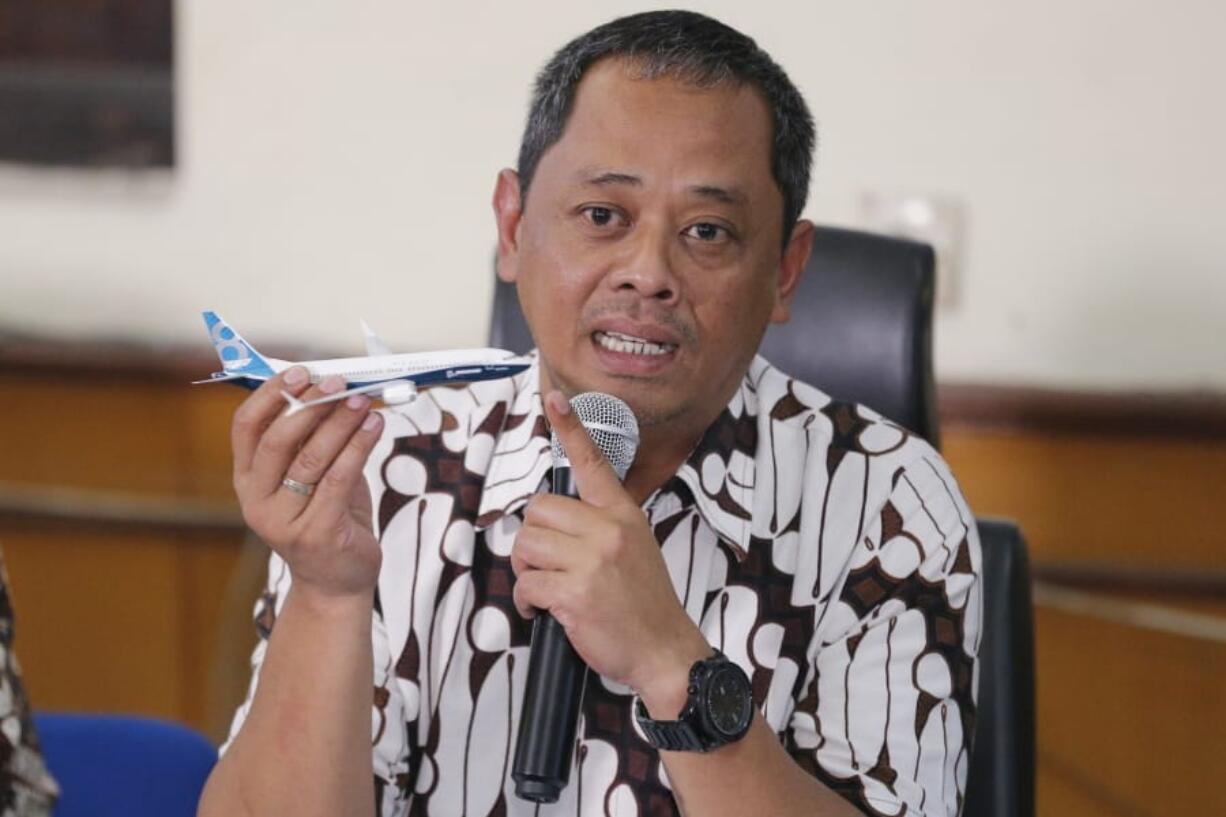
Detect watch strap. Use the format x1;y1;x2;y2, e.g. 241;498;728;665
633;696;709;752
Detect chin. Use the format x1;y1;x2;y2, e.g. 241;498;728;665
600;384;690;429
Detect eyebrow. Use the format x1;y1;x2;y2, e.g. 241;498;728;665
688;184;748;206
576;170;748;207
578;170;642;188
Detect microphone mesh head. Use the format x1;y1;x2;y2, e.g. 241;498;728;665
550;392;639;480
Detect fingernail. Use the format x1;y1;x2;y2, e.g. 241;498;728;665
346;394;369;411
285;367;307;386
362;411;382;431
320;375;345;394
548;391;571;415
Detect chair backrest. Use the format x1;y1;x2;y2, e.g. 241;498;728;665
759;225;940;446
963;521;1037;817
33;712;216;817
488;225;940;446
488;263;533;358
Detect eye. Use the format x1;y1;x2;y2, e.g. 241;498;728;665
580;205;624;229
682;222;732;243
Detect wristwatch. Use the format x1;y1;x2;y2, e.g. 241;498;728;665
634;650;754;752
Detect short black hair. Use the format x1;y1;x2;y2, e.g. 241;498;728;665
516;10;816;243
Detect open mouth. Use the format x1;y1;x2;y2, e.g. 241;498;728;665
593;329;678;357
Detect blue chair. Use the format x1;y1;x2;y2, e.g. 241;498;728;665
33;713;217;817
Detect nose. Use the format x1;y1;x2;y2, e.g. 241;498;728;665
605;226;680;305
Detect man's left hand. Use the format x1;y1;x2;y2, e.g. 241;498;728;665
511;391;711;718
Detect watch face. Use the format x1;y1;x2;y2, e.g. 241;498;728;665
705;665;753;737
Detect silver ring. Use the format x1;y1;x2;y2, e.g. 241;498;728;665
281;477;315;497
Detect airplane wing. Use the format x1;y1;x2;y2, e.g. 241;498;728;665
360;319;393;357
281;378;413;416
192;371;265;385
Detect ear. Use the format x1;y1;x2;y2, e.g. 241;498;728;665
493;168;524;283
769;219;815;324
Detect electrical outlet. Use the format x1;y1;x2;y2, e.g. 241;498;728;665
859;192;964;310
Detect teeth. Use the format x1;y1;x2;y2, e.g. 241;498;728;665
594;330;675;356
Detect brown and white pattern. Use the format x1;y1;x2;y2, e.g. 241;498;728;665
0;547;58;817
225;356;981;817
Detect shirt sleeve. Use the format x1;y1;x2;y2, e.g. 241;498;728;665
220;550;413;817
785;450;983;817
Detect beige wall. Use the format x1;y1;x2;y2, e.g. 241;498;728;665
1;0;1223;389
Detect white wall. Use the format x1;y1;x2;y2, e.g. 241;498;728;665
1;0;1222;389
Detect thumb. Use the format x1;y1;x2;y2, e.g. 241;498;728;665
544;390;629;508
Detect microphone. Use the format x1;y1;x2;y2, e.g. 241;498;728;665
512;392;639;804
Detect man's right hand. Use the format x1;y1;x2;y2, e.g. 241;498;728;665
231;366;385;602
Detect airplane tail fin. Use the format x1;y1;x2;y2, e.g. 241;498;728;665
202;311;277;379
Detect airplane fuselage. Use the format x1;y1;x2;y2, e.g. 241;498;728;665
252;348;525;388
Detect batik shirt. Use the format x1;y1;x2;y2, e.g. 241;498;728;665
0;548;58;817
225;356;982;817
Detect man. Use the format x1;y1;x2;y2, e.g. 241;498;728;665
200;11;981;817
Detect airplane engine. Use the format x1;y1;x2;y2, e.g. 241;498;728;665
381;382;418;405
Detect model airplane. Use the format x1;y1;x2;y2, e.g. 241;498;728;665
196;311;530;415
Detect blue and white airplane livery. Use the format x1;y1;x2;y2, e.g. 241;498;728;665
196;311;531;415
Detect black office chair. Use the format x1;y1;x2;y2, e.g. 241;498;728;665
489;225;1035;817
967;520;1035;817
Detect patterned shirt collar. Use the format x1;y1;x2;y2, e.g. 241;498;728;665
473;360;552;529
474;358;765;557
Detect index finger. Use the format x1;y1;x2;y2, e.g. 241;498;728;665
544;390;629;508
231;366;311;475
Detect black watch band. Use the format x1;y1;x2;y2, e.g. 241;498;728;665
634;697;708;751
634;649;753;753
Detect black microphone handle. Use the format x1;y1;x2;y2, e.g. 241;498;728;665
512;465;589;803
511;610;588;802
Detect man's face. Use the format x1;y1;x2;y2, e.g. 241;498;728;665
495;58;811;433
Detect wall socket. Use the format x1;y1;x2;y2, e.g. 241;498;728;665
858;192;964;310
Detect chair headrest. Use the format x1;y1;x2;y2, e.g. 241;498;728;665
759;226;939;446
